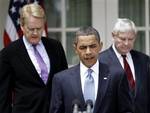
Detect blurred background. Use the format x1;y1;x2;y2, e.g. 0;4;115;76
0;0;149;66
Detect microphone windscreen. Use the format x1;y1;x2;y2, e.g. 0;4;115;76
85;99;93;108
72;99;81;108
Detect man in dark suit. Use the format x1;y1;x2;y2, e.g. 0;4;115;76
0;3;68;113
99;18;150;113
49;26;133;113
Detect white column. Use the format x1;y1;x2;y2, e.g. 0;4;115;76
92;0;118;51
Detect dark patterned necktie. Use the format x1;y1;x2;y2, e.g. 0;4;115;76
33;45;48;84
122;55;135;90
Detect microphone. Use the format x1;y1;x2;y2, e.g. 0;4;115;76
85;99;93;113
72;99;81;113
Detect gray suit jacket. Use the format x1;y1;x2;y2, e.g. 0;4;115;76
99;46;150;113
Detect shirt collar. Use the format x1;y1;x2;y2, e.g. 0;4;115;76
112;43;131;59
23;35;42;49
80;60;99;77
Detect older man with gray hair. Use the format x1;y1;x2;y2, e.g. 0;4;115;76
99;18;150;113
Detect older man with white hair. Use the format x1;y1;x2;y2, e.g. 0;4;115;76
99;18;150;113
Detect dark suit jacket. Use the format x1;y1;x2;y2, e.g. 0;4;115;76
0;37;68;113
49;62;133;113
99;46;150;113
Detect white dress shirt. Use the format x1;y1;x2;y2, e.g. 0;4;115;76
112;44;135;80
80;60;99;100
23;36;50;77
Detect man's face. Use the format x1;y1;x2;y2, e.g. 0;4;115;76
74;35;102;68
113;31;136;55
21;15;44;45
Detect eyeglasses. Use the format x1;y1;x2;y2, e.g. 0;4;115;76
26;26;43;34
116;36;135;43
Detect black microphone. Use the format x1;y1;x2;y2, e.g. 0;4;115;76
72;99;81;113
85;99;93;113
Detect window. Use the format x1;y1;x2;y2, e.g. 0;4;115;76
119;0;150;55
44;0;91;66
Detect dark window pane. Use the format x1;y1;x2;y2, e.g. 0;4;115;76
134;31;145;52
119;0;145;26
44;0;61;27
66;32;79;65
66;0;91;27
48;32;61;42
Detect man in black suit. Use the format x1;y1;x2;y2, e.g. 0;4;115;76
0;3;68;113
99;18;150;113
49;26;133;113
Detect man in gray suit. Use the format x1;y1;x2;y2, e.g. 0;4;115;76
99;18;150;113
49;26;133;113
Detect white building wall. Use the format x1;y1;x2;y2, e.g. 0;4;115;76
1;0;149;55
0;0;120;51
92;0;118;51
0;0;9;50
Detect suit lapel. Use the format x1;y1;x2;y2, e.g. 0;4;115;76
16;39;44;84
70;65;85;106
109;47;123;68
69;63;111;112
39;37;57;84
16;39;37;74
42;37;56;84
130;51;140;96
94;63;110;113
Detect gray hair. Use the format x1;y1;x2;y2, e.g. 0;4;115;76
112;18;137;35
74;26;101;45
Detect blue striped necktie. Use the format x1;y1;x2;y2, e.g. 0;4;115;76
84;69;95;104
